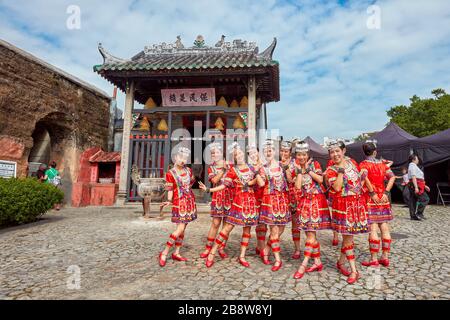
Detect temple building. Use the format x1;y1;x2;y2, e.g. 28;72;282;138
94;35;280;204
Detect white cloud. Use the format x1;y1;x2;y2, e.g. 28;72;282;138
1;0;450;142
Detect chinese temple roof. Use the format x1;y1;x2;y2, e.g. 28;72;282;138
94;36;280;103
94;35;278;72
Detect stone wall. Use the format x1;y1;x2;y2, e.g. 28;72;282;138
0;40;111;204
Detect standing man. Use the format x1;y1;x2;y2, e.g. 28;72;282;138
408;154;430;221
399;167;411;207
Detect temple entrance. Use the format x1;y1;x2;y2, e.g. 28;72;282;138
28;112;76;165
29;124;51;164
182;115;206;184
183;114;208;202
27;112;77;203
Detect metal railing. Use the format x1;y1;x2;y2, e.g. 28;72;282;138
127;134;168;201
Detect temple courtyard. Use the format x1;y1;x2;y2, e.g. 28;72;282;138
0;204;449;300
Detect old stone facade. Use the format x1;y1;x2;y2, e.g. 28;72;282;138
0;39;111;203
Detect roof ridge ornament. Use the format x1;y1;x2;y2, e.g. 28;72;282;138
175;35;184;49
215;35;225;47
98;43;128;64
142;35;259;55
258;37;277;60
193;35;205;48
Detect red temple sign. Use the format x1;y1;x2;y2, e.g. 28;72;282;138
161;88;216;107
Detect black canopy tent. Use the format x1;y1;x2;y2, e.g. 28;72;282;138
412;129;450;203
346;122;417;169
412;129;450;167
344;141;364;162
346;123;450;204
303;136;329;169
346;122;417;203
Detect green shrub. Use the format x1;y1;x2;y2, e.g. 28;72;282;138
0;177;64;226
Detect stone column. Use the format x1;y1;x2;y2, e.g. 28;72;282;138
107;87;118;152
248;76;257;146
263;102;268;129
204;110;211;202
116;81;135;205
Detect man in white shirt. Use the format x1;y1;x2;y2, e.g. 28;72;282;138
408;162;424;181
407;154;430;221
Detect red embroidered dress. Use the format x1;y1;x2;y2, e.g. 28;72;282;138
223;165;259;226
359;157;394;224
289;159;306;207
294;161;331;231
258;162;291;225
208;162;233;218
283;158;298;213
165;167;197;224
254;182;264;208
248;161;265;209
325;158;369;235
325;157;350;206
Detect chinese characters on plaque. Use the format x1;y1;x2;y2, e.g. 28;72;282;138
161;88;216;107
0;160;17;178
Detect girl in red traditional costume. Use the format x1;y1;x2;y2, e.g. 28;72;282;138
199;142;260;268
280;140;302;259
247;145;267;257
325;156;344;247
199;142;232;260
359;141;396;268
256;140;291;272
325;140;369;284
289;142;332;279
158;147;197;267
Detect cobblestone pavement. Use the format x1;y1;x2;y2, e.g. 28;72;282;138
1;204;449;300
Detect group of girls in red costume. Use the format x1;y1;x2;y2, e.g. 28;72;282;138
157;139;396;285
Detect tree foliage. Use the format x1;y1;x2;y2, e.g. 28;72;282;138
387;88;450;137
354;131;377;142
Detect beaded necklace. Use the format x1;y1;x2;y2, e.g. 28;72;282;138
264;161;287;193
299;161;322;193
234;164;255;185
211;161;227;185
170;166;191;196
332;160;362;196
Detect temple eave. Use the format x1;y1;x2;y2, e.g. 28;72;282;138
94;36;280;104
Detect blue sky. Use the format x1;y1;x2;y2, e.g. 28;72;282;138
1;0;450;142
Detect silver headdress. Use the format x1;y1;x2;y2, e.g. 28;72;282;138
280;140;292;150
209;142;222;151
295;141;310;153
177;146;191;156
262;139;276;150
291;137;302;145
246;144;258;153
325;139;345;151
365;139;378;147
290;138;301;153
227;142;241;154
